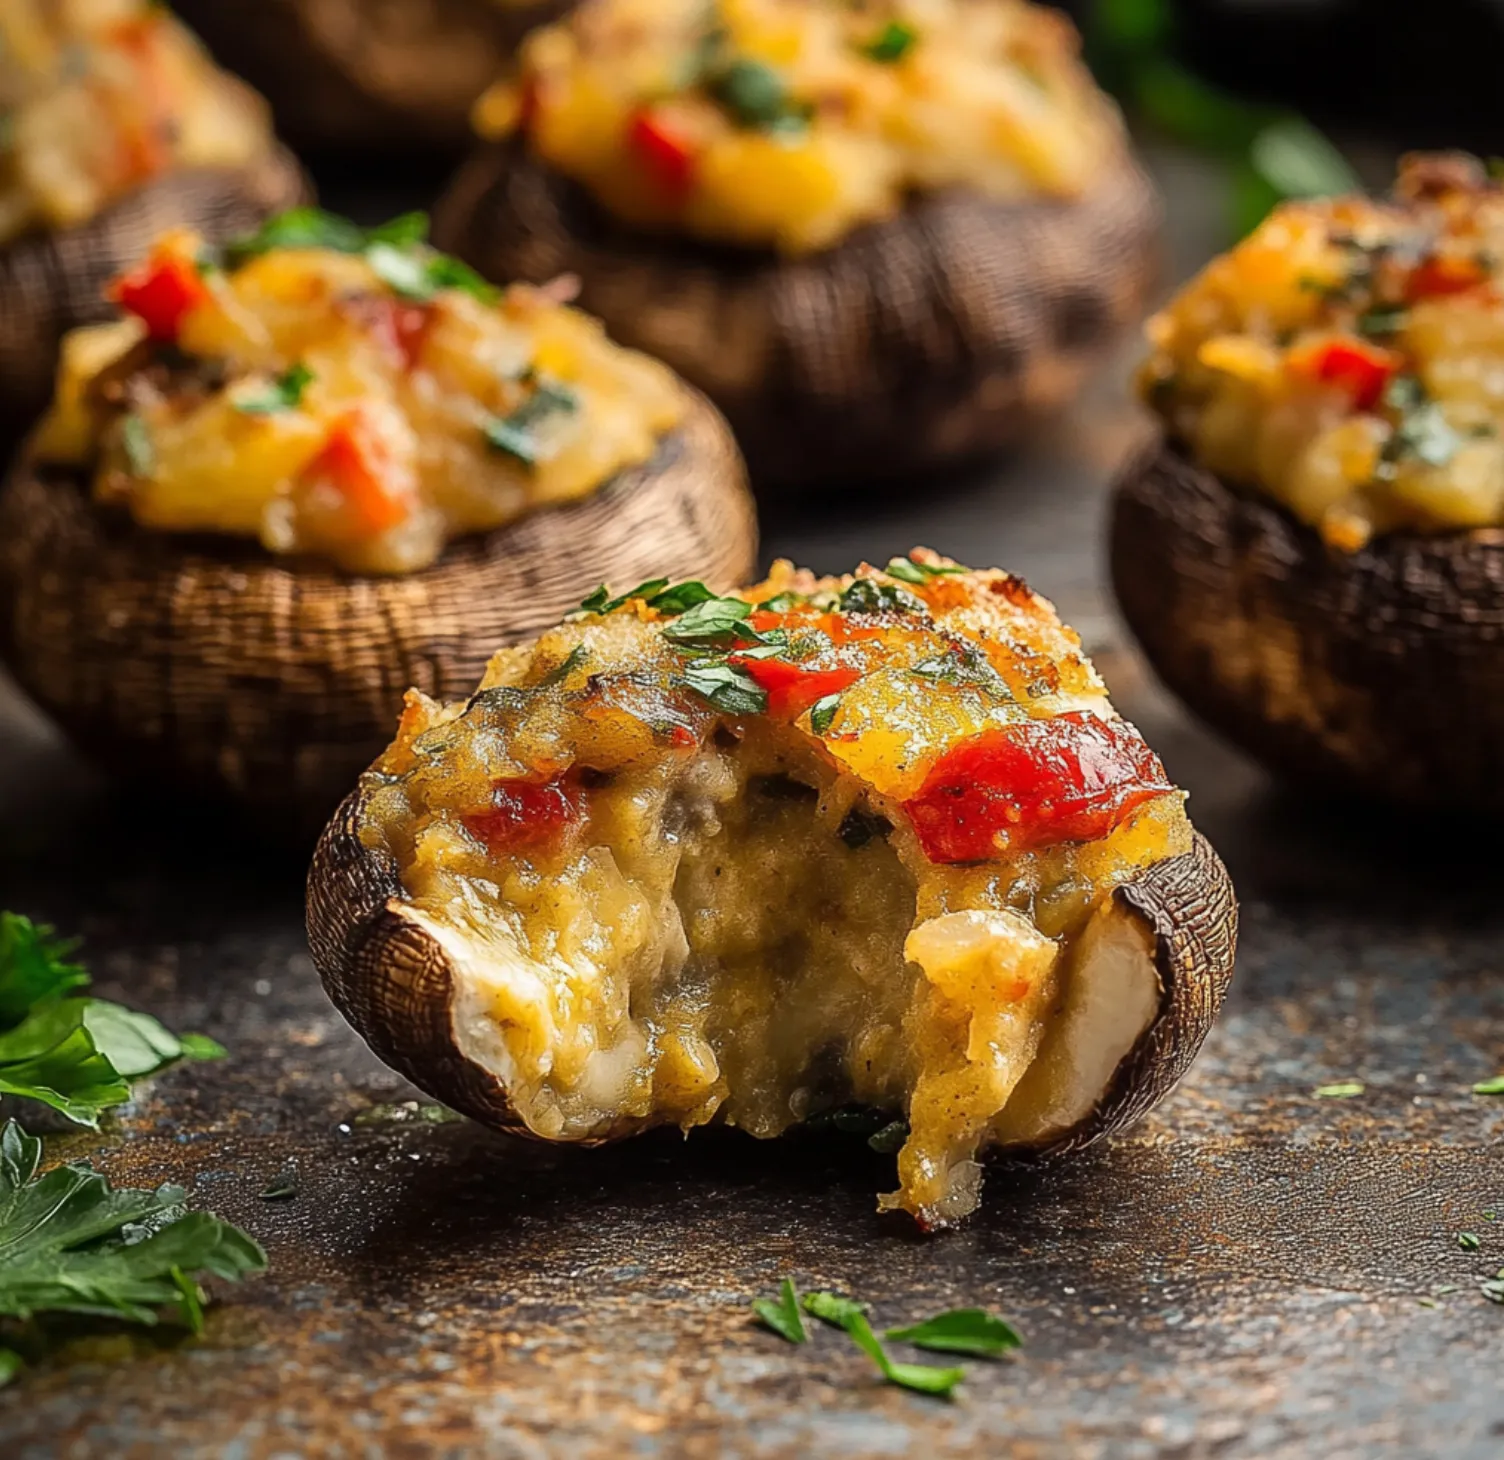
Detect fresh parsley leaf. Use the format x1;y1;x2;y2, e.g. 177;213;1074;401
838;578;927;616
886;1308;1023;1359
0;1120;265;1381
224;207;370;263
885;556;966;584
757;591;804;613
678;662;767;716
862;20;918;63
867;1119;908;1155
709;59;804;132
483;381;579;467
1474;1075;1504;1096
1459;1232;1482;1252
1313;1081;1364;1099
649;581;719;614
121;414;154;478
809;693;841;737
752;1277;807;1344
802;1291;868;1328
536;644;588;688
1359;306;1407;338
842;1310;965;1399
234;362;314;416
660;596;757;649
0;914;224;1129
910;643;1012;698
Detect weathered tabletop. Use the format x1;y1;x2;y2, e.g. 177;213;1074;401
1;154;1501;1459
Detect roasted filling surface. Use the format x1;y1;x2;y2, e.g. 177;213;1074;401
1143;153;1504;552
0;0;274;244
34;211;685;575
476;0;1125;255
360;556;1191;1226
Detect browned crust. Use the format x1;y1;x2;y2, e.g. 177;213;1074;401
0;149;308;454
433;137;1161;490
174;0;572;155
308;755;1236;1162
1110;437;1504;810
0;386;756;833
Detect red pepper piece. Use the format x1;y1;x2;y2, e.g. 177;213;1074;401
301;411;412;536
731;655;863;719
462;775;586;855
1293;337;1401;411
628;107;699;203
1407;253;1487;300
108;251;210;342
902;712;1174;863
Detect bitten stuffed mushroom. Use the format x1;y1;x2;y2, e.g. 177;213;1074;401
435;0;1160;489
173;0;572;158
1114;153;1504;810
308;554;1236;1229
0;210;755;826
0;0;305;448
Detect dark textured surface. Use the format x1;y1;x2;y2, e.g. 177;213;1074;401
1;154;1502;1458
1111;438;1504;812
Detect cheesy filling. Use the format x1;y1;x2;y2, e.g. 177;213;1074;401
34;214;685;576
360;559;1192;1225
0;0;274;245
477;0;1125;256
1142;153;1504;552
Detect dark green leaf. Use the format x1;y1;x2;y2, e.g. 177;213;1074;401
234;362;315;416
661;596;767;650
0;915;87;1028
224;207;371;263
648;581;719;614
752;1277;807;1344
259;1168;299;1201
838;579;927;616
0;1347;22;1386
861;21;918;62
809;694;841;737
366;211;432;249
1459;1232;1482;1252
1094;0;1173;50
867;1120;908;1155
910;643;1012;698
483;381;579;467
170;1266;206;1336
678;662;767;716
121;414;154;478
886;1308;1023;1358
1359;307;1407;338
0;1001;131;1128
537;644;588;688
757;591;804;613
710;58;799;130
835;1308;966;1399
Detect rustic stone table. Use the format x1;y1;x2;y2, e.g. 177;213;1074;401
0;153;1499;1459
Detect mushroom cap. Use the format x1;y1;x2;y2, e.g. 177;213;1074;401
173;0;572;156
0;150;308;456
307;750;1236;1163
433;137;1161;491
0;385;756;834
1111;437;1504;812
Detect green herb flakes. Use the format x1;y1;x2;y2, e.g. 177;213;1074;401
838;578;926;616
1473;1075;1504;1096
802;1290;869;1329
910;643;1011;698
886;1308;1023;1359
483;380;580;467
120;413;154;478
884;556;966;584
752;1278;807;1345
678;661;767;716
661;596;764;650
840;1310;966;1399
1458;1232;1482;1252
234;362;315;416
862;21;918;63
809;693;841;737
710;58;805;132
1313;1081;1365;1099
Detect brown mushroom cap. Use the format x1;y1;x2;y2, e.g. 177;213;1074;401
433;137;1161;491
307;742;1236;1166
0;385;756;835
1111;438;1504;812
0;150;308;456
174;0;572;156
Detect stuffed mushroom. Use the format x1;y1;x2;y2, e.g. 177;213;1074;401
0;0;306;450
434;0;1160;490
307;553;1236;1229
1113;153;1504;811
173;0;572;158
0;210;756;828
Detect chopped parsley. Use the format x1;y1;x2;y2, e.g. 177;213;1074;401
120;413;154;477
1474;1075;1504;1096
803;1292;964;1398
910;642;1012;698
884;556;966;585
838;578;926;616
862;21;918;63
662;596;784;651
809;693;842;737
886;1308;1023;1359
1378;377;1465;475
1459;1232;1482;1252
536;644;589;688
677;661;767;716
1312;1081;1365;1099
0;1119;265;1386
0;913;223;1129
483;381;580;467
709;58;808;132
752;1278;807;1345
234;362;315;416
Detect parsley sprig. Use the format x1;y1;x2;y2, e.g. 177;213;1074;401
0;914;223;1129
234;362;315;416
752;1281;1022;1399
0;1119;265;1385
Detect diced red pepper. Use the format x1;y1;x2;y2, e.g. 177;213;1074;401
1407;253;1488;301
730;655;863;719
902;712;1174;864
1292;337;1401;412
300;411;412;536
462;774;586;856
629;107;699;204
374;299;434;371
108;250;210;342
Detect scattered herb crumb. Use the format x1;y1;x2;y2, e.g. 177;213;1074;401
751;1278;806;1345
867;1120;908;1155
1313;1082;1365;1099
259;1167;299;1201
1458;1232;1481;1252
